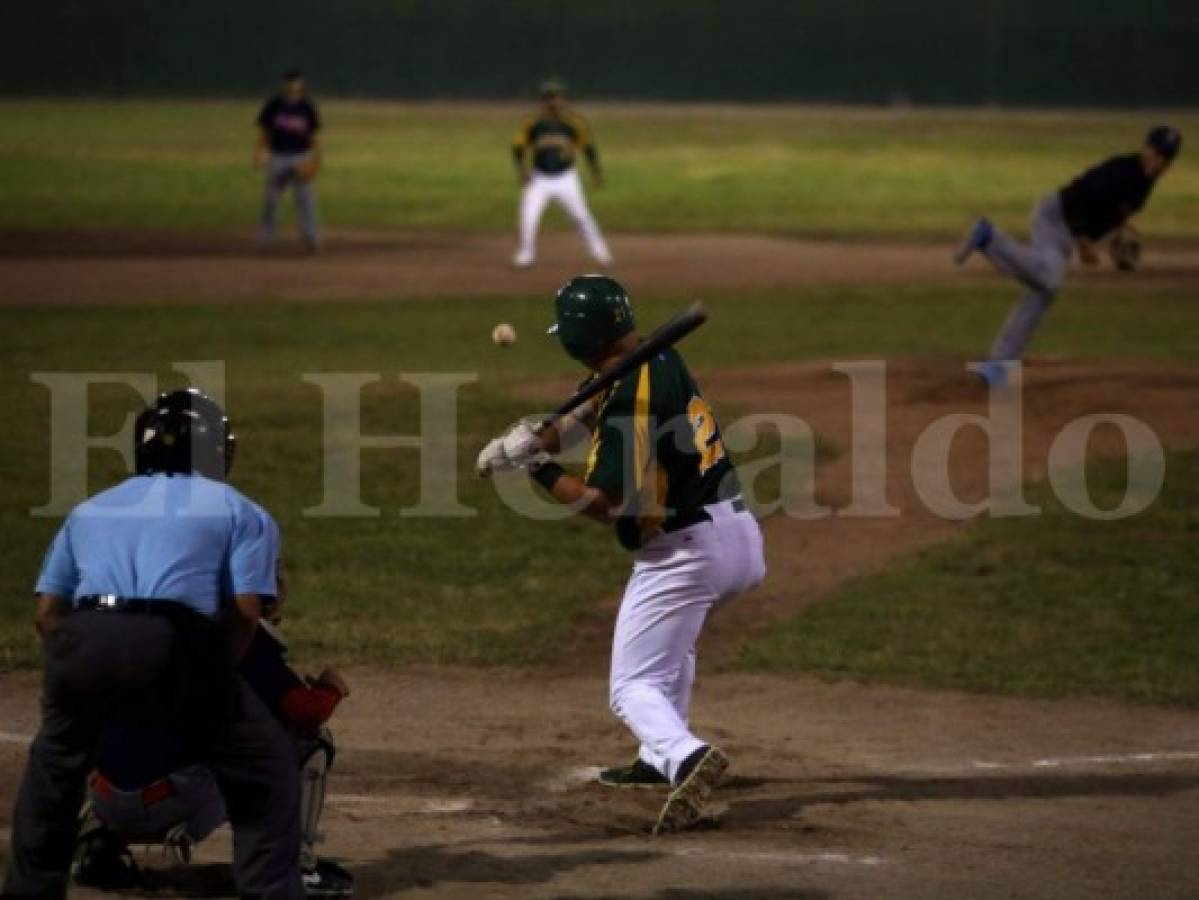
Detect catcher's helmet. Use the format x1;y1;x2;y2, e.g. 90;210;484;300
549;275;635;360
134;388;236;480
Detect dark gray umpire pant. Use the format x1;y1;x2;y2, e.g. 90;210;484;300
2;609;303;899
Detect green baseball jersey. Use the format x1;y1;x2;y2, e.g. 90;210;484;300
584;348;741;551
513;110;596;175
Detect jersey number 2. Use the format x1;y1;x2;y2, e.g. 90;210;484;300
687;396;727;475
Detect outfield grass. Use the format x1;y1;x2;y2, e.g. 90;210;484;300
1;282;1195;673
739;450;1199;707
1;101;1197;238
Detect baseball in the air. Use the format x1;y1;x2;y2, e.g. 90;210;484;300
492;323;517;347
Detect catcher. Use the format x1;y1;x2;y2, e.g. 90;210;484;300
254;68;323;252
73;581;354;898
954;125;1182;387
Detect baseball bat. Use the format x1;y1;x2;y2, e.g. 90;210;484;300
540;300;708;429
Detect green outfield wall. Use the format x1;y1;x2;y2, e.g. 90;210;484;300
2;0;1195;107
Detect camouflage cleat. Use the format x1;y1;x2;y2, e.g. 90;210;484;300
652;746;729;835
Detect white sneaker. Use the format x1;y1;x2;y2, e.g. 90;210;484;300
512;251;534;270
593;249;614;266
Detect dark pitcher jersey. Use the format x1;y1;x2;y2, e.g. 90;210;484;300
584;348;741;551
1058;154;1156;241
513;111;596;175
256;96;320;154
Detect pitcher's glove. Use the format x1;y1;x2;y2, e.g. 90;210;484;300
476;421;550;477
1109;225;1141;272
293;155;321;183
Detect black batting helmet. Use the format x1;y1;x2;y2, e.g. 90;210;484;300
134;388;236;480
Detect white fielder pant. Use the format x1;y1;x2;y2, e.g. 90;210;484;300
982;192;1074;362
609;499;766;783
516;169;611;265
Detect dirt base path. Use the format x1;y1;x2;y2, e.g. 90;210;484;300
2;667;1198;899
2;230;1198;305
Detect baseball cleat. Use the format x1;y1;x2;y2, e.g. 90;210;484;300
72;826;141;890
954;217;994;264
303;858;355;897
599;757;669;788
652;745;729;835
512;251;535;270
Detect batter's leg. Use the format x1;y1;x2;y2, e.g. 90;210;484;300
637;647;696;775
609;573;715;783
559;170;612;265
515;177;550;268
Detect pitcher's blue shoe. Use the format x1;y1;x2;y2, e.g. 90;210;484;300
974;360;1010;389
954;217;994;264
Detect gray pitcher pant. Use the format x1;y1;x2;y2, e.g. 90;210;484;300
982;192;1074;362
2;611;302;900
260;152;320;246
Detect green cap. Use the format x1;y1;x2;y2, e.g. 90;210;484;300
548;275;635;360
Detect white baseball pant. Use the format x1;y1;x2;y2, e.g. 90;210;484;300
609;499;766;783
515;168;611;267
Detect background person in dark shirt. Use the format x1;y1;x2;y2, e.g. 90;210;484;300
254;69;322;252
953;125;1182;387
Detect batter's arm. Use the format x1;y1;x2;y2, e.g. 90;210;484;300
532;465;620;524
537;402;598;455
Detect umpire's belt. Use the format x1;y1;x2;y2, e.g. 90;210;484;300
75;595;196;616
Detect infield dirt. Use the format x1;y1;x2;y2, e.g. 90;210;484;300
2;230;1198;306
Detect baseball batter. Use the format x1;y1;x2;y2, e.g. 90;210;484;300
477;275;765;833
511;81;612;269
255;69;323;252
955;125;1183;387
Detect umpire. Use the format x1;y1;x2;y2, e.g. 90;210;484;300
3;388;303;899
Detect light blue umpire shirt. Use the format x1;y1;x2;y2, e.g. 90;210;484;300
36;474;280;618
